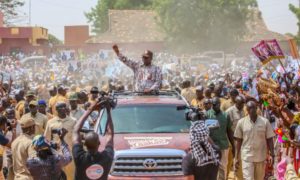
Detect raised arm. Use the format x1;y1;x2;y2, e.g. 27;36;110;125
72;101;104;144
112;44;139;71
105;106;114;147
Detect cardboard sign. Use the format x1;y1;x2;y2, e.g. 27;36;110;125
252;40;274;65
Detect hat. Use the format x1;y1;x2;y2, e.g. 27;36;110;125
90;86;99;93
68;93;78;101
19;117;35;128
195;86;204;91
26;91;35;97
29;100;38;106
38;100;47;106
32;135;50;151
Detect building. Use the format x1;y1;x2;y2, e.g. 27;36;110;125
64;25;90;47
0;14;49;55
86;9;290;54
86;10;165;52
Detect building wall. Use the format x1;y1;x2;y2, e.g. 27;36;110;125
64;25;89;46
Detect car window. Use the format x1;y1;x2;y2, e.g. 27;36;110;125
99;105;190;134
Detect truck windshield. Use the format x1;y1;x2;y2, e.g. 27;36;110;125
99;105;190;134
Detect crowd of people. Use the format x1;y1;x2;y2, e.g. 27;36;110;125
0;44;299;180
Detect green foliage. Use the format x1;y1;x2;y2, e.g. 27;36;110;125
85;0;152;34
153;0;258;52
0;0;24;25
48;34;62;45
289;4;300;44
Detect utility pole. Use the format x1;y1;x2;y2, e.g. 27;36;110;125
29;0;31;25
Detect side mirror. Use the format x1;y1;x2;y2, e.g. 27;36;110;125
205;119;220;130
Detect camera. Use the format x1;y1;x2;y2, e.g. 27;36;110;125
49;141;59;150
6;119;14;131
177;105;206;121
98;91;117;109
51;128;62;135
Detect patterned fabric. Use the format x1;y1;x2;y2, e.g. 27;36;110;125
190;121;219;167
118;54;162;91
26;141;72;180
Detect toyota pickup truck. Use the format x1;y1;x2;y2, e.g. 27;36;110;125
95;91;194;180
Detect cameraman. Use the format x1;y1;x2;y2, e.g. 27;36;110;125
26;128;72;180
182;119;220;180
72;99;114;180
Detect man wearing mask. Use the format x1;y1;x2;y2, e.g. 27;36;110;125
206;97;235;180
73;99;114;180
112;44;162;92
234;101;275;180
225;96;245;180
20;101;48;135
12;117;35;180
44;102;76;180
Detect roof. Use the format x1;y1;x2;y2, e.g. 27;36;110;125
87;9;287;44
86;10;165;43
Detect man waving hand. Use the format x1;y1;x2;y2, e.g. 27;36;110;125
112;44;162;92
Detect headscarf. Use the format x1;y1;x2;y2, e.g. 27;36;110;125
190;121;219;167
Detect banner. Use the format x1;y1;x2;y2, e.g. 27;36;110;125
252;39;285;65
252;40;274;65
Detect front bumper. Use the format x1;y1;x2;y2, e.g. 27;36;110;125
108;175;194;180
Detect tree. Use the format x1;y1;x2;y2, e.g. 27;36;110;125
85;0;153;34
153;0;257;52
289;3;300;43
48;34;62;45
0;0;25;25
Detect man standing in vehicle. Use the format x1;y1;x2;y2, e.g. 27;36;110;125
112;44;162;92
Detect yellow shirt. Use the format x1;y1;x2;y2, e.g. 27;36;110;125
221;99;234;112
48;94;68;116
11;134;35;180
20;112;48;135
44;116;76;147
15;100;25;120
191;98;204;110
181;87;196;103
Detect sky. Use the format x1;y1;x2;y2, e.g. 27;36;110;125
18;0;299;41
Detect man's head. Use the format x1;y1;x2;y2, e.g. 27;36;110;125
57;85;67;96
246;101;257;118
212;97;221;113
0;115;7;131
90;87;99;99
26;91;35;103
229;88;239;102
38;100;47;114
195;86;204;99
182;80;191;89
208;83;215;91
29;101;38;116
15;90;25;102
203;98;212;111
204;88;212;98
84;132;100;152
78;91;88;104
56;102;67;118
142;50;153;66
68;93;78;110
235;96;245;111
49;86;57;97
19;117;35;135
5;108;15;120
213;85;223;97
32;135;52;160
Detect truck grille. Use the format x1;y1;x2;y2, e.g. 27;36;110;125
110;149;185;176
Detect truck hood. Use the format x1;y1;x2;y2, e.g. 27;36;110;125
99;133;190;151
